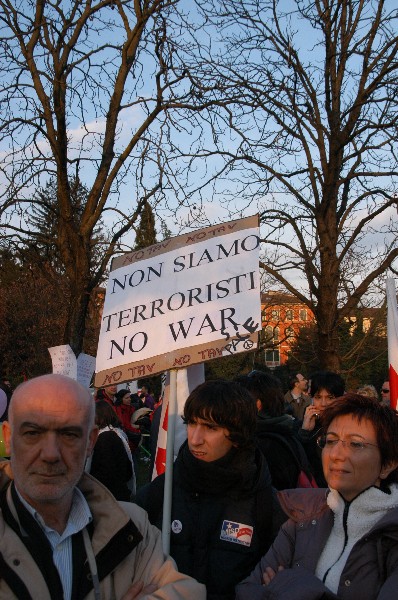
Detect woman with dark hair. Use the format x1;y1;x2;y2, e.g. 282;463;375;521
135;379;283;600
88;400;136;500
298;370;346;486
236;394;398;599
240;371;313;490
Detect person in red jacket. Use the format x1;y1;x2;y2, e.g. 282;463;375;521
114;388;141;452
94;384;117;407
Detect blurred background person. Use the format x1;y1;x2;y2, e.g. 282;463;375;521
299;371;345;486
381;380;390;407
114;388;141;454
88;400;136;500
284;373;310;420
357;384;379;402
239;370;314;490
94;384;117;406
0;377;12;422
140;384;155;410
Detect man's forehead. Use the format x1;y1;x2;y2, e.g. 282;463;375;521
11;379;90;419
13;398;88;422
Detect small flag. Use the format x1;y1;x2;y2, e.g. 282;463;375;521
152;364;205;479
387;278;398;410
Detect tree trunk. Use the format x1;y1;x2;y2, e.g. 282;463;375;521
63;282;91;357
59;214;93;356
315;190;342;372
316;326;341;371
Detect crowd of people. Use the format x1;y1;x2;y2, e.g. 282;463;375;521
0;370;396;599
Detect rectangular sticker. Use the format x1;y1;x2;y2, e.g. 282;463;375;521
220;520;253;547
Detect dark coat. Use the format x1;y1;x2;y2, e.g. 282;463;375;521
90;430;133;501
135;442;285;600
255;413;311;490
236;487;398;600
298;423;327;487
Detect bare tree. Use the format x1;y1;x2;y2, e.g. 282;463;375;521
184;0;398;370
0;0;204;355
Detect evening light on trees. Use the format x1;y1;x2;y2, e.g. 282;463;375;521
184;0;398;370
0;0;206;356
1;0;398;372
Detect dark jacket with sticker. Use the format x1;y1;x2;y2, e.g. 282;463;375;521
0;461;205;600
135;441;285;600
236;487;398;600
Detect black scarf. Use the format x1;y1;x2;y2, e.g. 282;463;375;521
175;441;260;498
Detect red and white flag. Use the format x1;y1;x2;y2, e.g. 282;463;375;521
387;278;398;410
152;364;205;479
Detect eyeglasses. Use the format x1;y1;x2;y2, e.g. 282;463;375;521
317;435;378;452
381;389;389;394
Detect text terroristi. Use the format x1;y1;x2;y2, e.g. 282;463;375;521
102;270;256;333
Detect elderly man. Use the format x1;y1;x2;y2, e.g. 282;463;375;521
1;374;204;600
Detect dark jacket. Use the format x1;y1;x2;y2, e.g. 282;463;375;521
135;441;285;600
142;393;155;410
298;422;327;487
89;429;133;501
255;413;311;490
236;487;398;600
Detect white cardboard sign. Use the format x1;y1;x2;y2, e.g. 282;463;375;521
95;215;261;386
48;345;96;388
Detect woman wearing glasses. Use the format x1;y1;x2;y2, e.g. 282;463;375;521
236;394;398;599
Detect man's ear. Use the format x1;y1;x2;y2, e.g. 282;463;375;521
86;426;99;458
256;399;262;411
2;421;11;456
380;461;398;480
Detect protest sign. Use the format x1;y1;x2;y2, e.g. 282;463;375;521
48;345;96;387
48;345;77;379
95;215;261;387
76;353;96;388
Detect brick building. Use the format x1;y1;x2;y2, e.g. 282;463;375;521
261;291;315;367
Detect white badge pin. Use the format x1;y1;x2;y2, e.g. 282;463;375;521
171;519;183;534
